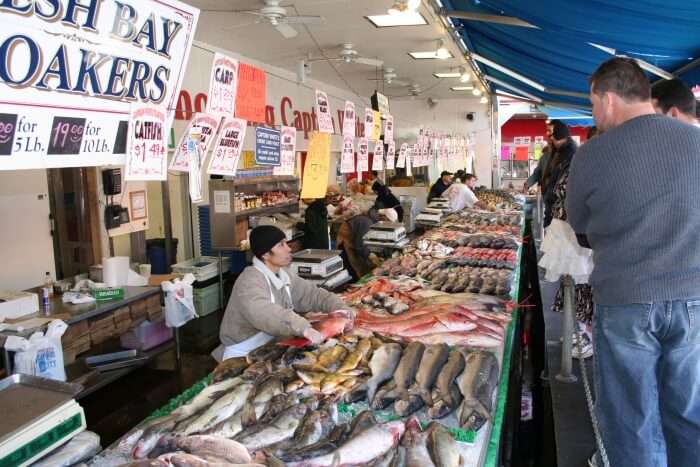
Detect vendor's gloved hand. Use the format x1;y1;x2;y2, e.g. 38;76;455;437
303;327;325;345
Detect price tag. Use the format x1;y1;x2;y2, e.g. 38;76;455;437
47;117;85;155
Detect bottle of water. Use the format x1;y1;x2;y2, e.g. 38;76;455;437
44;271;54;298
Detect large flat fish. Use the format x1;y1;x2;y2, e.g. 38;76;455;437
372;342;424;409
427;422;463;467
396;343;450;416
403;417;435;467
429;350;466;419
360;343;402;404
235;402;311;451
457;350;499;431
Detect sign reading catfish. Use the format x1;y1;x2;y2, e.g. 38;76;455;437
0;0;199;170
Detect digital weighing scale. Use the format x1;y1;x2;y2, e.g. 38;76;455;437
291;249;345;279
427;199;450;210
416;207;445;226
305;269;353;290
0;374;85;467
363;222;407;244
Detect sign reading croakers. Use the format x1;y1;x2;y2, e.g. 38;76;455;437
0;0;199;171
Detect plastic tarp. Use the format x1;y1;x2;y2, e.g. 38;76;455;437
443;0;700;104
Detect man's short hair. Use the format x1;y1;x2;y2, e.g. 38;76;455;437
651;78;697;116
589;57;651;102
464;174;477;182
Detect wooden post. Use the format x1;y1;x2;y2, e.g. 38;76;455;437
162;180;174;273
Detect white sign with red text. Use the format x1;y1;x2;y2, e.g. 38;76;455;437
273;126;297;176
207;117;247;176
125;104;168;181
206;53;239;116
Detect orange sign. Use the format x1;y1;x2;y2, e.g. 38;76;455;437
235;63;267;123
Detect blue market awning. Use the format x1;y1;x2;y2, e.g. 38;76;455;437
441;0;700;107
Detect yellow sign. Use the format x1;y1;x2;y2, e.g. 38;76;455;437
533;144;543;161
300;132;331;199
372;111;382;141
241;150;256;169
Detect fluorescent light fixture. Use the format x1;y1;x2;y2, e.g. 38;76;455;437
459;66;470;82
470;53;546;92
480;96;488;104
410;50;453;59
485;74;543;103
367;12;427;27
407;0;421;9
472;88;482;96
436;40;450;60
451;86;474;91
434;72;461;78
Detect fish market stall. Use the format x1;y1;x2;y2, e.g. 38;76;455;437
89;189;528;467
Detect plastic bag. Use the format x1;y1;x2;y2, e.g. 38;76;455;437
161;273;198;328
5;319;67;381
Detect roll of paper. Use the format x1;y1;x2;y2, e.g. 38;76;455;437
103;256;130;287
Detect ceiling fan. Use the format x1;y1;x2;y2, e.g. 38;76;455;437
389;83;425;100
307;43;384;67
215;0;324;39
367;68;410;86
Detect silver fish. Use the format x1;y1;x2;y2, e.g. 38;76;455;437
167;435;252;464
180;382;254;435
235;402;311;451
363;343;403;404
457;351;499;431
427;422;463;467
403;417;436;467
32;431;100;467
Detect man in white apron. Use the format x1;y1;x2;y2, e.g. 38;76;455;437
212;225;352;361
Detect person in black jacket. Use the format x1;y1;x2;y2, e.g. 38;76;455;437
372;183;404;222
298;198;329;249
543;120;577;227
427;171;453;202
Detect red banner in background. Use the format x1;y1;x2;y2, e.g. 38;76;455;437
235;63;267;123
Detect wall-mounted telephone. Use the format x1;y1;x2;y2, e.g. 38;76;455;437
102;169;122;195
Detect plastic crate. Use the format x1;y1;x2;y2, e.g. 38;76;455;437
171;256;231;282
120;319;173;351
194;281;222;317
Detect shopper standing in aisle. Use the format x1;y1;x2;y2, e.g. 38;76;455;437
651;78;698;125
524;121;554;191
567;57;700;467
542;121;577;227
214;225;351;361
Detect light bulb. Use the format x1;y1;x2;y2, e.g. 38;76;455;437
436;47;450;59
460;72;470;83
480;96;488;104
407;0;421;10
472;88;482;96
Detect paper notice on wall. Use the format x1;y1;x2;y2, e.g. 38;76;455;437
384;115;394;141
300;132;331;199
207;117;247;176
170;113;221;172
213;190;231;214
372;111;382;141
316;90;334;133
364;108;374;139
274;126;297;176
125;104;168;181
396;142;407;168
357;137;369;172
386;140;396;170
206;53;239;116
342;101;356;137
340;135;355;174
372;141;384;171
188;135;203;203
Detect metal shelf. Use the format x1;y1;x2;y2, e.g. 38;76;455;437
233;201;300;219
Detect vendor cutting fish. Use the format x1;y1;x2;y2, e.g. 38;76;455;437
213;225;353;361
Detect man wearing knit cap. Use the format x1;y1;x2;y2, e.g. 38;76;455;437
213;225;351;361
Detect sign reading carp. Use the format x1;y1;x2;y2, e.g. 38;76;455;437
0;0;200;170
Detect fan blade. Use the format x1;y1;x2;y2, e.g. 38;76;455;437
284;15;324;25
275;23;299;39
392;79;410;86
354;57;384;67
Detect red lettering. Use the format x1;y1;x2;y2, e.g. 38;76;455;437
265;105;275;126
310;108;318;131
293;111;302;131
175;90;192;120
337;109;344;129
302;112;312;139
194;93;207;113
280;96;292;126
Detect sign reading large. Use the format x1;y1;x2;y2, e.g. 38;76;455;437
0;0;199;170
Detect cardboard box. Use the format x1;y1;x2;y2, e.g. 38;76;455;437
130;300;148;321
113;306;131;323
63;321;89;344
148;274;181;287
147;307;163;322
146;295;161;313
